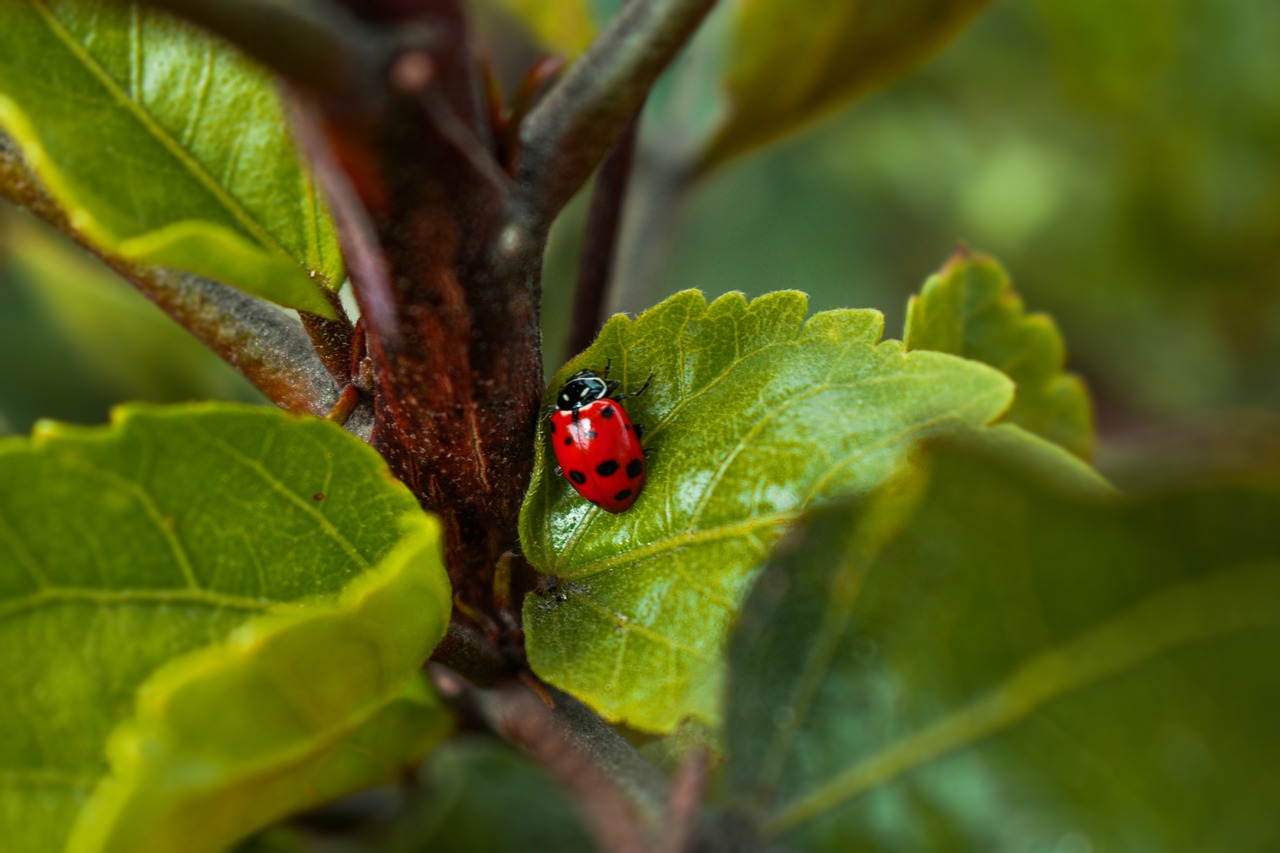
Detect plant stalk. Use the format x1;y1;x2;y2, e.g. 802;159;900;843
0;136;342;418
516;0;718;232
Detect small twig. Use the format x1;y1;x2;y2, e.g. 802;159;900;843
406;0;489;144
428;667;669;852
428;622;511;687
0;138;341;417
608;147;693;315
167;274;344;417
300;288;355;385
324;384;361;425
566;112;642;358
537;686;671;828
501;56;567;173
658;748;709;853
516;0;717;231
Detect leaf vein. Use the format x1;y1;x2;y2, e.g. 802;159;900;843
569;592;716;663
764;562;1280;836
0;509;51;589
184;423;371;570
563;512;799;577
0;586;274;622
58;454;200;589
29;0;290;256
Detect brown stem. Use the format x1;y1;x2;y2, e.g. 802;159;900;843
300;288;356;385
658;748;709;853
0;136;340;417
566;112;641;359
515;0;717;231
162;0;537;617
609;148;693;316
283;3;540;621
429;667;668;852
428;622;512;686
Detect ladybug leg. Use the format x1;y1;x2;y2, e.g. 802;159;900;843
554;464;563;477
605;379;621;397
633;422;646;441
614;372;654;401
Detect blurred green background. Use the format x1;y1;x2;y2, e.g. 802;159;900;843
4;0;1278;464
542;0;1280;445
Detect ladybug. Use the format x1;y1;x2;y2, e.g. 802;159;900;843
548;364;651;513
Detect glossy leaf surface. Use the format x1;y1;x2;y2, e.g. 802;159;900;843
0;404;451;852
700;0;990;173
520;290;1017;732
905;250;1095;459
726;443;1280;848
0;1;342;317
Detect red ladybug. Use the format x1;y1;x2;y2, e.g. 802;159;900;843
548;365;651;513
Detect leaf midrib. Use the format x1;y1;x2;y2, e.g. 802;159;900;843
554;386;1003;578
183;422;371;570
30;0;290;258
763;561;1280;837
0;586;275;621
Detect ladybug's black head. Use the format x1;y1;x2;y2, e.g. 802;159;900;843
556;369;608;411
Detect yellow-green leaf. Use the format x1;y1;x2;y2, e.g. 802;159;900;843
0;1;343;318
700;0;991;173
489;0;596;58
520;290;1016;733
0;404;451;852
905;250;1095;459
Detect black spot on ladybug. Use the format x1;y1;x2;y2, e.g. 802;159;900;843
600;405;615;420
587;430;598;440
569;470;587;485
625;424;631;431
563;437;573;446
626;458;643;478
596;460;619;477
614;488;632;501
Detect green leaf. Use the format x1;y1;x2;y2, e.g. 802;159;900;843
699;0;991;173
0;0;343;318
386;738;595;852
905;249;1095;459
0;404;451;852
489;0;596;59
725;443;1280;848
961;423;1111;499
520;290;1016;733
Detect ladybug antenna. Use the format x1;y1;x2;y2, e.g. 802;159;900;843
602;358;612;380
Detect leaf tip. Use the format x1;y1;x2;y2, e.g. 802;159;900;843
941;241;977;272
